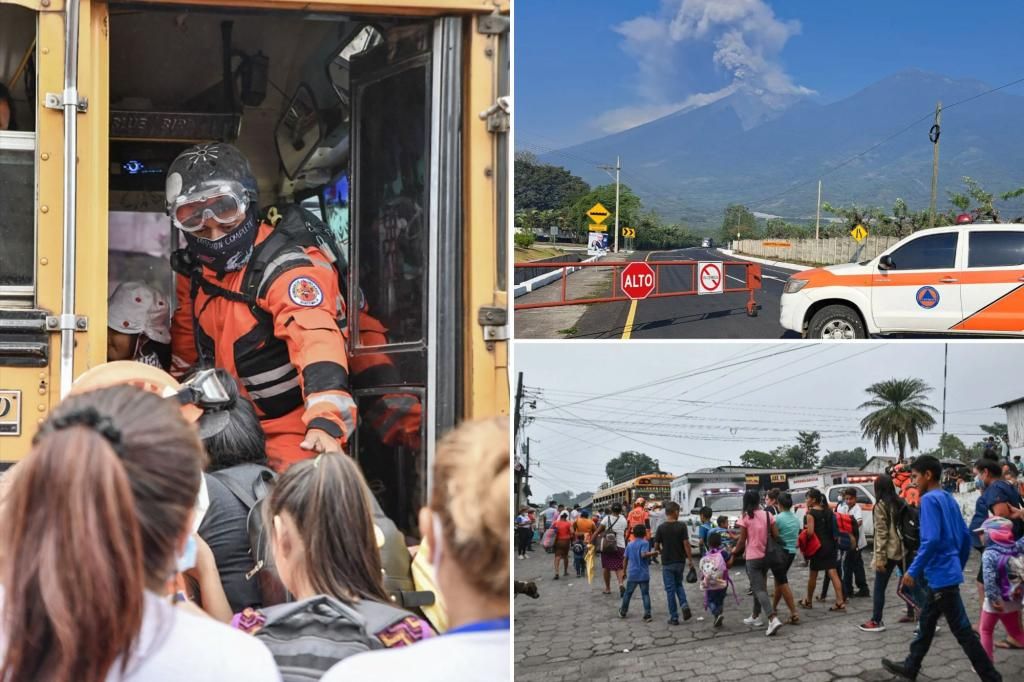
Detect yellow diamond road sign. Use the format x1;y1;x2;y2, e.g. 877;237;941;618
851;224;868;243
587;203;610;224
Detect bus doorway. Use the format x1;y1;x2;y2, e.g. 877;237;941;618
106;5;462;537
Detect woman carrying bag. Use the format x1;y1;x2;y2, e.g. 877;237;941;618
591;503;629;596
798;488;846;611
729;490;785;636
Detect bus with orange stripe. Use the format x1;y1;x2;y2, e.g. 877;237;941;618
780;223;1024;338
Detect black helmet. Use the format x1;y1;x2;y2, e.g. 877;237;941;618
165;142;259;216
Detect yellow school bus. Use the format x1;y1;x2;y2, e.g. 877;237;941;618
0;0;509;534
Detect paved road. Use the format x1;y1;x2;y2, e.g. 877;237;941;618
514;546;1024;681
570;248;800;339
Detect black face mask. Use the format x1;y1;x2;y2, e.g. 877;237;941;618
184;209;260;276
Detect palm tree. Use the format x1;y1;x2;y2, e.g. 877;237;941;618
859;378;938;463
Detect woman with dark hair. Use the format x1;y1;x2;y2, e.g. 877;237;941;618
233;451;434;675
859;474;914;632
195;368;274;612
0;385;278;681
799;488;845;611
325;418;510;681
729;489;784;636
592;502;629;596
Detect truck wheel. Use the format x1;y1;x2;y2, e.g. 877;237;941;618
807;305;866;340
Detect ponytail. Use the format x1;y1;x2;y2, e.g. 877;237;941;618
0;386;203;682
0;427;144;682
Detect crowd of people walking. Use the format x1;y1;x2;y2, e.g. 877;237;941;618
521;452;1024;681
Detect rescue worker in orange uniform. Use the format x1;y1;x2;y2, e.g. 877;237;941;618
167;143;355;469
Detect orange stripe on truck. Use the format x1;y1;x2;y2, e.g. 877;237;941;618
798;268;1024;289
951;284;1024;332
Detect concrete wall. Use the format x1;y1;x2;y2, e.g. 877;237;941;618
731;235;903;265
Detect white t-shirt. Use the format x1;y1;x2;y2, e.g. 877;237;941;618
837;502;868;550
322;630;509;682
541;507;557;527
604;514;628;549
0;590;280;681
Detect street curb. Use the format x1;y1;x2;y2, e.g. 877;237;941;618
719;249;813;272
513;255;602;298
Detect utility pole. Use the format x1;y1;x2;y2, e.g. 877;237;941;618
598;157;622;253
815;179;822;240
513;371;524;442
941;343;948;458
929;101;942;228
524;437;532;505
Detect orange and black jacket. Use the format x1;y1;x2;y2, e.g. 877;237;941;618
171;221;356;467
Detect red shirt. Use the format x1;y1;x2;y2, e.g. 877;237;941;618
553;520;572;541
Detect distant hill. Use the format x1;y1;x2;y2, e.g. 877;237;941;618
540;70;1024;230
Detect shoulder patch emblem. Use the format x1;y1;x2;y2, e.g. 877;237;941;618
289;276;324;307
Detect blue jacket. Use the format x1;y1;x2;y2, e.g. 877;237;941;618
970;480;1022;549
907;488;972;589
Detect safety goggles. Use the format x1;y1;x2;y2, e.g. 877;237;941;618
171;184;249;233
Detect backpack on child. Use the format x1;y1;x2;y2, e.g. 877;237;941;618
209;464;286;607
699;550;728;592
254;595;430;681
894;499;921;555
835;511;859;552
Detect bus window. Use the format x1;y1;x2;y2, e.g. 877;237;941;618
0;5;37;308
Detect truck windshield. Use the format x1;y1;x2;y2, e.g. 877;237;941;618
703;495;743;513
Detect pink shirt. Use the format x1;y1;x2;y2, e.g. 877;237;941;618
737;509;771;560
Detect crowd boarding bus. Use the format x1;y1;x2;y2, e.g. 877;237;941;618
0;0;509;538
591;474;673;514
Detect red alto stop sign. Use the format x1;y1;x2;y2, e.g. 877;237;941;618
621;261;656;300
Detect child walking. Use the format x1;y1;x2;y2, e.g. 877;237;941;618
979;516;1024;662
700;532;735;628
572;539;586;578
619;525;658;621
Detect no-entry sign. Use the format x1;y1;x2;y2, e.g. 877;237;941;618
698;261;724;295
621;261;656;300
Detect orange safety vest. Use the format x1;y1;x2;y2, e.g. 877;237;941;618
171;221;356;470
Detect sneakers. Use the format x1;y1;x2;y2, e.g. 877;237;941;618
668;617;679;626
742;616;765;627
859;620;886;632
619;608;627;618
682;606;693;622
881;658;917;680
897;614;916;624
713;614;724;628
553;575;559;580
642;614;652;622
854;590;871;598
766;616;783;637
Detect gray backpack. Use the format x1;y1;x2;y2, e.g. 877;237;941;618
254;595;419;680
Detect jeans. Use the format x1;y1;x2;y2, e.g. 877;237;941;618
746;557;774;620
843;546;868;595
904;585;1001;681
707;588;726;616
621;580;651;616
661;562;690;620
872;559;899;623
573;553;585;576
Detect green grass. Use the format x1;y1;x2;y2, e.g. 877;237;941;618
515;245;568;262
557;326;578;337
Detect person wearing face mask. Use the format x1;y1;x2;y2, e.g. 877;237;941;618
969;457;1023;646
323;418;510;682
167;143;356;470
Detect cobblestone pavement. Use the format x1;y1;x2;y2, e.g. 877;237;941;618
514;547;1024;681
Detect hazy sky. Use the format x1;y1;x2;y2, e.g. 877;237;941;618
514;342;1024;502
516;0;1024;148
